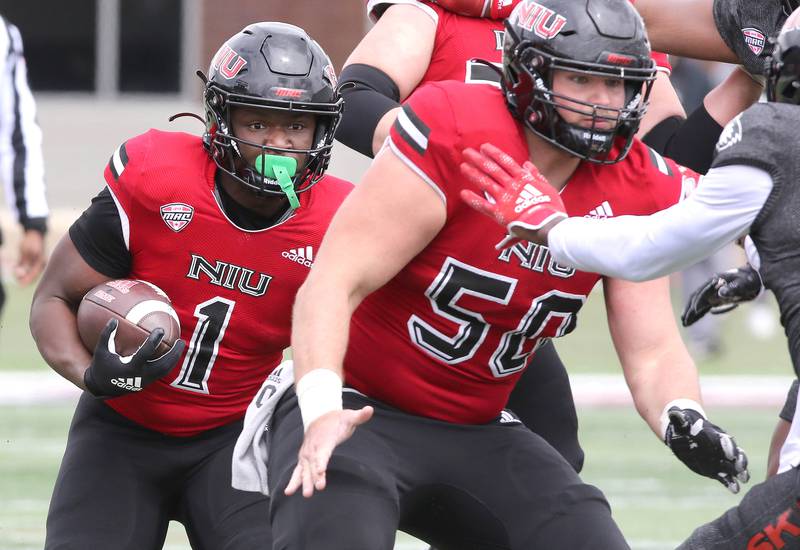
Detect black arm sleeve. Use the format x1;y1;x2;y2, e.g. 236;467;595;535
780;379;800;423
68;188;131;278
641;104;723;175
335;63;402;158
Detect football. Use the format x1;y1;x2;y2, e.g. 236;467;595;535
77;279;181;357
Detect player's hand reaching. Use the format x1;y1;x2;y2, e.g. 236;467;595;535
681;265;763;326
460;142;567;250
285;406;374;498
83;318;186;398
432;0;517;18
664;406;750;494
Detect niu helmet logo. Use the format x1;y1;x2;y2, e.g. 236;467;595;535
211;44;247;80
160;203;194;232
514;0;567;40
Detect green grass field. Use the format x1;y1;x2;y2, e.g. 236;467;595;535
0;280;791;549
0;403;775;549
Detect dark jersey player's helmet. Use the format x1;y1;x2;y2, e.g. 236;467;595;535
501;0;656;164
768;6;800;104
203;22;343;196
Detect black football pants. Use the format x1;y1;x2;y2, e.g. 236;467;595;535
44;393;271;550
507;339;584;472
268;390;628;550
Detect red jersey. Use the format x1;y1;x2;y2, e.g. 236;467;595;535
366;0;671;80
344;81;696;424
102;130;352;436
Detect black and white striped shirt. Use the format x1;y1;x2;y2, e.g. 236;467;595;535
0;15;47;238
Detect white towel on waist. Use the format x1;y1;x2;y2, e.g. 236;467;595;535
231;360;294;496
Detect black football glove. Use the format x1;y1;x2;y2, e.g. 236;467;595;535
664;407;750;493
83;318;185;398
681;265;763;327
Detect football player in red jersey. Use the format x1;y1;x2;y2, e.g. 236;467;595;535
265;1;747;548
29;23;350;550
334;0;762;480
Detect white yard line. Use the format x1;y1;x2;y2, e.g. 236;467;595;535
1;370;795;407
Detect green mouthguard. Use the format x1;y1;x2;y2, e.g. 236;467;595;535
255;154;300;209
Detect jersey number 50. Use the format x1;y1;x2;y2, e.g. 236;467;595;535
408;257;584;377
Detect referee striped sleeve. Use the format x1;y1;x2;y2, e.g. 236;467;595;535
0;17;47;231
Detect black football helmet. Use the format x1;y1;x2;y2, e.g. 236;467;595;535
768;6;800;103
501;0;657;164
203;22;343;198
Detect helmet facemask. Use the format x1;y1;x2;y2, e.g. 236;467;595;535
503;22;656;164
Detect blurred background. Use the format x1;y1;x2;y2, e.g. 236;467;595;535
0;2;793;549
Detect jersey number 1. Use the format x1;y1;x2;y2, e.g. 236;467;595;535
171;297;235;394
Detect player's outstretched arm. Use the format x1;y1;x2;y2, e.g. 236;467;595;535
604;275;750;492
337;4;436;157
635;0;738;64
287;147;447;498
29;234;114;390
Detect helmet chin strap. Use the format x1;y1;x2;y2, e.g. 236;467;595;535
255;154;300;209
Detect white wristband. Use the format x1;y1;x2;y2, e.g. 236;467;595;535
296;368;343;432
659;398;707;440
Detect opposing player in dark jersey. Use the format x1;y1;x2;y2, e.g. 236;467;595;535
263;1;748;548
29;22;350;550
460;7;800;547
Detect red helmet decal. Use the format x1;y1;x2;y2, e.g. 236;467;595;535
271;87;306;98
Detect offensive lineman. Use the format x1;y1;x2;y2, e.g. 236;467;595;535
267;1;747;548
335;0;764;477
29;23;350;549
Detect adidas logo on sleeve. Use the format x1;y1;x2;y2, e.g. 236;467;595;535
282;246;314;268
111;377;143;392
